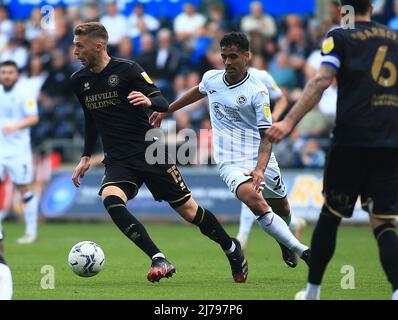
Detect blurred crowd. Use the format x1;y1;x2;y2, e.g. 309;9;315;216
0;0;397;168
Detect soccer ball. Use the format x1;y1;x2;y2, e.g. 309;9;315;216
68;241;105;277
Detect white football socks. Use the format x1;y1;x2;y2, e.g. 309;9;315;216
257;211;308;256
305;282;321;300
236;204;256;247
23;192;39;237
0;263;13;300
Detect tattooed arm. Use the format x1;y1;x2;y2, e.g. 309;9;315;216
267;64;336;143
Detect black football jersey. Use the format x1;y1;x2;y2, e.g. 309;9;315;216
321;21;398;148
70;57;161;161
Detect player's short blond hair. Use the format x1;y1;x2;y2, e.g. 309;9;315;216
73;22;109;43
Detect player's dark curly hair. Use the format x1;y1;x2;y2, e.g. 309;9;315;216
341;0;372;15
220;32;250;52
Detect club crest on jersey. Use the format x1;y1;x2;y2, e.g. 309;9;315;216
237;95;247;105
83;82;90;91
108;74;119;87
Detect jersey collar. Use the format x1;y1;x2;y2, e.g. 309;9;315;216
223;72;250;89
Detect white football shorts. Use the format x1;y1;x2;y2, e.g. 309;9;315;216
0;152;33;185
219;153;287;199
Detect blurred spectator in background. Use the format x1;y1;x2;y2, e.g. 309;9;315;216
25;8;42;41
13;20;29;48
189;24;212;65
40;49;73;104
0;6;13;40
269;51;297;91
20;55;47;100
172;71;207;131
0;37;28;70
152;28;183;101
135;32;157;76
240;1;277;39
316;0;340;25
115;36;134;60
388;0;398;30
298;138;325;168
206;4;229;33
290;104;330;168
373;0;395;24
279;15;310;87
196;44;224;76
53;17;73;53
82;3;100;23
39;48;75;146
328;0;342;26
127;3;160;39
100;1;127;54
173;2;206;43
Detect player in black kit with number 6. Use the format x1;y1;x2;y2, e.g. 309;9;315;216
267;0;398;299
70;22;248;283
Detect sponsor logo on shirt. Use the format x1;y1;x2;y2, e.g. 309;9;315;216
141;72;153;84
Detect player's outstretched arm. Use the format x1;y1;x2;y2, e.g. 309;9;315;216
149;85;206;128
267;64;336;143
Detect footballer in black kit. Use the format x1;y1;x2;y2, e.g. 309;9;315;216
70;22;248;284
70;57;191;206
322;20;398;219
268;0;398;300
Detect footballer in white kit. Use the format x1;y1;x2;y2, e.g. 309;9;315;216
0;60;39;244
150;32;310;269
237;67;306;249
198;69;286;199
0;83;37;185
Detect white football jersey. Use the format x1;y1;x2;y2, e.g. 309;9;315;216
199;69;271;168
0;81;38;159
248;67;283;101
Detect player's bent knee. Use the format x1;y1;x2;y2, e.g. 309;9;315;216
244;194;269;215
101;185;128;202
170;195;195;221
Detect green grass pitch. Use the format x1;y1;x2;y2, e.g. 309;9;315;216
1;221;391;300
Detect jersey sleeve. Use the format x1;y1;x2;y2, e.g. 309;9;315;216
22;95;38;117
128;62;160;97
253;86;272;130
321;29;345;70
198;71;212;95
262;71;283;101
